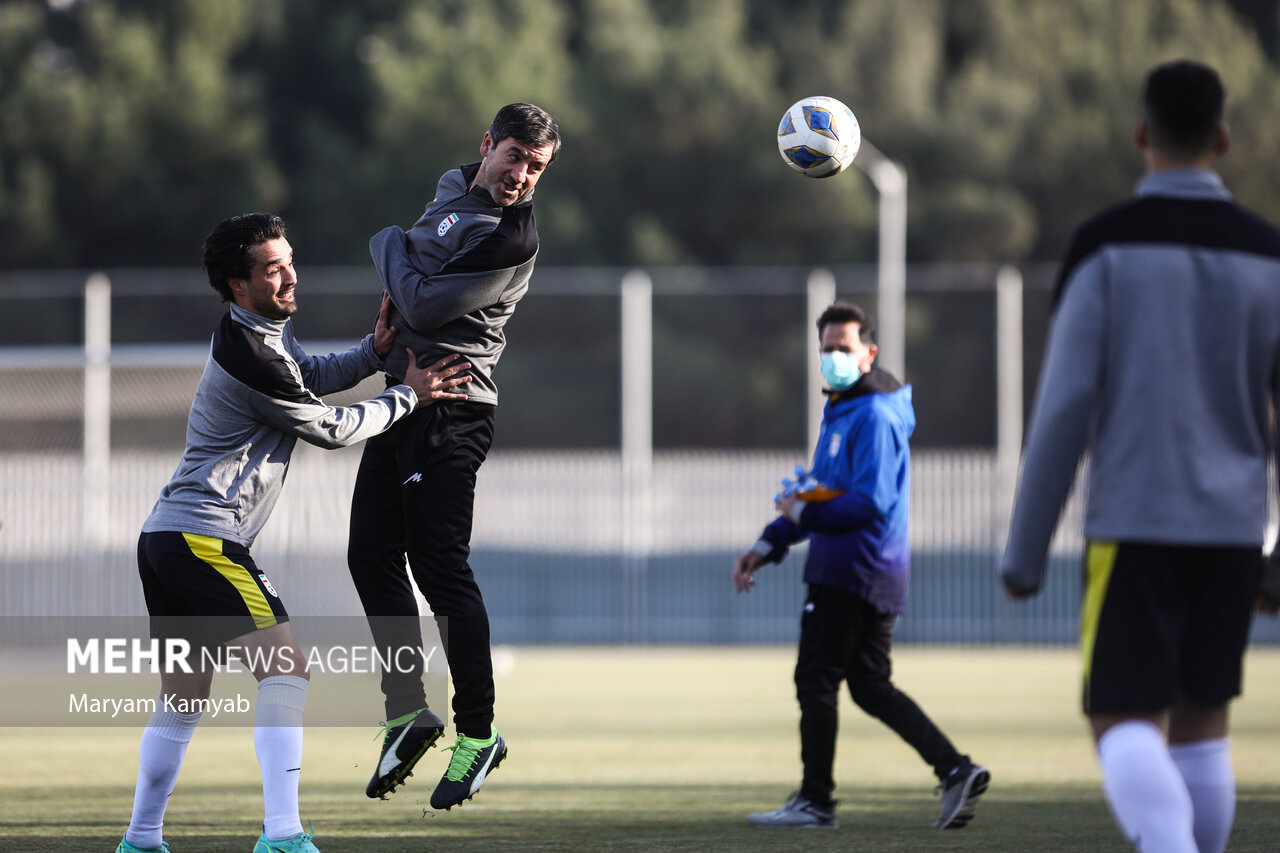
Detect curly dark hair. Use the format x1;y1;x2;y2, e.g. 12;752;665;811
202;213;288;302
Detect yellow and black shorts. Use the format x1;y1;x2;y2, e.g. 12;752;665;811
137;530;290;649
1080;540;1261;716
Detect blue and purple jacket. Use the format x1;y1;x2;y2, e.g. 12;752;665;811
754;369;915;615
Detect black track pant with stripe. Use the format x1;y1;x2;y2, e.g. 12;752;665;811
347;400;496;739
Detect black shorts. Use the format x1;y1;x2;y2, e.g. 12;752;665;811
1081;540;1261;715
137;530;290;650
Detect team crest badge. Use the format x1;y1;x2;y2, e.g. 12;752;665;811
437;213;460;237
828;433;843;457
258;573;279;598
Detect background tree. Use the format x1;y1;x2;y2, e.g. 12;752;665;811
5;0;1280;269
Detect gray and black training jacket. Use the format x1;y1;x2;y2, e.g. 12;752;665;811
1002;168;1280;594
142;304;418;548
369;161;539;406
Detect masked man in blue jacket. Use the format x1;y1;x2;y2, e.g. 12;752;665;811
733;301;988;831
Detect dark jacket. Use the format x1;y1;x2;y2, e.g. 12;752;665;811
370;161;539;405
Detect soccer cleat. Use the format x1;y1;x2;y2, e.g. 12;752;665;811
365;707;446;799
429;725;508;810
116;839;170;853
748;791;838;828
933;762;990;829
252;829;320;853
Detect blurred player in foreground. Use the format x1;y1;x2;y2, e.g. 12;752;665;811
117;213;470;853
1001;60;1280;853
348;103;560;810
733;301;989;830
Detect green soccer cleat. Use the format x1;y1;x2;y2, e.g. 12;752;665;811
365;707;446;799
429;725;508;810
116;839;170;853
252;829;320;853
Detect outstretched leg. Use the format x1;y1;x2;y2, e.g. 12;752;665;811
347;422;431;719
845;601;966;778
398;402;497;739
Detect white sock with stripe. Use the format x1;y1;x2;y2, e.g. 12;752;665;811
254;675;309;840
125;700;202;849
1170;738;1235;853
1097;720;1197;853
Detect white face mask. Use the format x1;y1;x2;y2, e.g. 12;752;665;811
820;351;861;391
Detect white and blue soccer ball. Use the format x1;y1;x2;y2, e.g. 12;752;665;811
777;96;861;179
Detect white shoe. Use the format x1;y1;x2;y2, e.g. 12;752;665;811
748;791;837;828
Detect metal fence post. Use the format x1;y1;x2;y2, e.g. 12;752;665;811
995;264;1024;640
83;271;111;566
620;270;653;643
806;269;836;461
995;264;1024;520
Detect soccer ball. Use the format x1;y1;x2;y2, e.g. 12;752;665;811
777;96;861;179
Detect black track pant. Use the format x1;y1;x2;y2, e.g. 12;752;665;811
795;582;966;807
347;400;496;738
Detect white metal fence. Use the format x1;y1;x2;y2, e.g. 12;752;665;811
3;266;1278;646
0;444;1091;645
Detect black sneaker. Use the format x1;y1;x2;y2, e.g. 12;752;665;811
933;762;990;829
366;707;445;799
429;725;507;810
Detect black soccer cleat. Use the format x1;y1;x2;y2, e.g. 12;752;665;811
429;726;507;810
366;707;445;799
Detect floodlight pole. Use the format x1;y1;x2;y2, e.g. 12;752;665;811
853;140;907;381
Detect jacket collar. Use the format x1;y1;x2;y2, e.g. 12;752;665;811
1136;168;1230;201
827;366;902;402
229;303;288;336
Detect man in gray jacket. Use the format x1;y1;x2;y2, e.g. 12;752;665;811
348;103;560;810
1001;61;1280;853
118;213;470;853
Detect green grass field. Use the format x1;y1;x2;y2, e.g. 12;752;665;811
4;646;1280;852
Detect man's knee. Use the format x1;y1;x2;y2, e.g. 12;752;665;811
227;623;311;682
848;677;897;715
794;660;841;702
1169;701;1229;744
347;537;404;574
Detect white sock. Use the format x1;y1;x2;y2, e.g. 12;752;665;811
254;675;309;839
1097;720;1197;853
1170;738;1235;853
125;700;201;849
